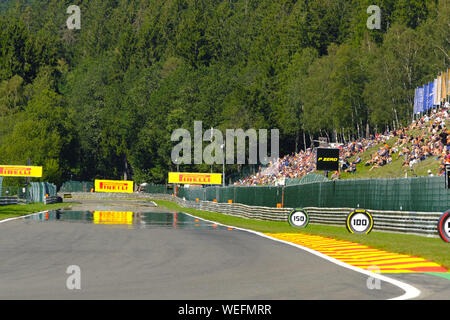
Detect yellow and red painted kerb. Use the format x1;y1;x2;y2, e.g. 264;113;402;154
265;233;448;274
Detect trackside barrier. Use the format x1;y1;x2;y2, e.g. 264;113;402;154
44;196;62;205
148;194;442;237
0;196;18;206
171;176;449;212
57;192;443;237
59;181;94;193
28;182;57;203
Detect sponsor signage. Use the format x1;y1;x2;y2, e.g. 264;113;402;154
93;211;133;225
346;209;374;234
288;209;309;228
168;172;222;185
0;165;43;177
316;148;339;171
94;179;134;193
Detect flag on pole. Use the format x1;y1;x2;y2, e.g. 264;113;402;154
422;83;428;112
417;86;424;114
433;78;439;106
447;68;450;99
442;70;448;101
428;81;434;110
437;74;442;104
413;88;419;114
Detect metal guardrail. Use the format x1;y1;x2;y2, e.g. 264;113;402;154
60;192;443;237
148;194;442;237
0;196;19;206
44;196;62;205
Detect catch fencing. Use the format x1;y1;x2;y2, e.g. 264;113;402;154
142;175;450;237
0;179;56;203
59;181;94;193
1;186;27;198
171;176;449;213
143;184;173;194
29;182;57;203
285;173;329;186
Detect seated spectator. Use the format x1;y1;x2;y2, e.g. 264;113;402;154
331;171;340;180
345;163;356;173
341;160;350;170
235;105;449;185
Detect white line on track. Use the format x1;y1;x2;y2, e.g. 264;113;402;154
179;210;422;300
0;210;49;224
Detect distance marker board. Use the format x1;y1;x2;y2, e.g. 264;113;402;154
438;210;450;243
288;209;309;228
346;209;374;234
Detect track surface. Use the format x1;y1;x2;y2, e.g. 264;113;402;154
0;200;444;300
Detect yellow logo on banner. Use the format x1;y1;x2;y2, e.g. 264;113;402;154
0;165;43;177
168;172;222;185
93;211;133;225
318;157;338;162
94;179;134;193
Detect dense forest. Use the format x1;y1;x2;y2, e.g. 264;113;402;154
0;0;448;185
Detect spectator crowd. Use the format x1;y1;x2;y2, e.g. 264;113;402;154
235;103;450;186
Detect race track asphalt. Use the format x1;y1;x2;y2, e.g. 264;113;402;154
0;200;410;300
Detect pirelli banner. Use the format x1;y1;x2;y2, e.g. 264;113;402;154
0;165;43;177
168;172;222;185
93;211;133;225
95;179;134;193
316;148;340;171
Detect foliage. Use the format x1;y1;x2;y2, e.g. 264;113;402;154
0;0;447;185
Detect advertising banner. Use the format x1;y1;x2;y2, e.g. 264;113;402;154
93;211;133;225
168;172;222;185
94;179;134;193
316;148;340;171
0;165;43;177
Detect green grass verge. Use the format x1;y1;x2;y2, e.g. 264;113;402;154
152;199;450;270
0;203;77;220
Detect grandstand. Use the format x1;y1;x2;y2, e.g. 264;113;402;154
236;102;450;185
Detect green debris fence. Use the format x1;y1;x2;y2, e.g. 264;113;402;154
145;176;449;213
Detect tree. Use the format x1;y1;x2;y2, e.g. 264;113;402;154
276;48;318;152
0;89;76;184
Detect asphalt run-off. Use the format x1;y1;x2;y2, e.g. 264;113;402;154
0;199;448;300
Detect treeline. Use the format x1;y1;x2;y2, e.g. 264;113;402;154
0;0;448;185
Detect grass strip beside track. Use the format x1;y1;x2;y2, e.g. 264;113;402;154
152;199;450;270
0;203;76;221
